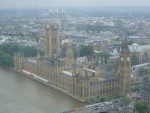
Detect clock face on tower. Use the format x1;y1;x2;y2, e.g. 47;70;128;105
121;57;123;62
127;57;130;62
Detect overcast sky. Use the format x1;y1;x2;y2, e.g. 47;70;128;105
0;0;150;9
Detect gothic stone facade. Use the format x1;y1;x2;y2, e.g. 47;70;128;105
14;54;119;102
13;23;131;102
14;39;131;102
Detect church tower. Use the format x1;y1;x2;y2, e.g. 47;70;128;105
119;37;131;96
45;23;60;59
65;40;74;67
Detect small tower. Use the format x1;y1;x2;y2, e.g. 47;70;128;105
36;53;41;75
14;52;24;72
45;22;60;59
65;40;74;67
119;37;131;96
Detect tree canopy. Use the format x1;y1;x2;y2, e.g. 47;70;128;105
132;53;139;65
131;85;140;93
121;96;131;106
139;68;150;77
72;45;78;59
80;45;94;57
121;96;131;113
0;50;13;67
0;43;44;68
134;101;148;113
61;43;79;58
22;46;42;57
61;43;68;57
0;43;43;57
0;43;22;55
98;51;110;64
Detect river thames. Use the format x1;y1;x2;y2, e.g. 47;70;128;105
0;68;85;113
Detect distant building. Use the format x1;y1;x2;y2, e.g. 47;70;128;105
129;43;150;64
141;76;150;104
132;63;150;77
128;37;150;44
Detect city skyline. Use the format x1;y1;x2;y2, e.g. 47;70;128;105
0;0;150;9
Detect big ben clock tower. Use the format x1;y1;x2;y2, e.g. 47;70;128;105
119;37;131;96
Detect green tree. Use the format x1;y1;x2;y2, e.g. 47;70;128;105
0;44;43;57
100;98;104;102
121;97;131;106
0;51;13;67
61;43;68;57
99;51;110;64
139;68;150;76
134;101;148;113
132;53;139;65
128;40;134;45
131;85;140;93
61;43;79;58
80;45;94;57
22;46;41;57
121;97;131;113
72;46;78;59
0;44;22;55
0;44;43;68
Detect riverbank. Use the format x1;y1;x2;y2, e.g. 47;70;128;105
13;69;86;103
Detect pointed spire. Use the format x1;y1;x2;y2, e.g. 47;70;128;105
121;35;130;52
68;39;72;49
124;35;128;44
65;39;74;67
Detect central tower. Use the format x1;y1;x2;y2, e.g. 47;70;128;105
45;23;60;59
119;37;131;96
65;40;74;67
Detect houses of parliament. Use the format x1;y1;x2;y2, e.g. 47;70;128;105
14;22;131;102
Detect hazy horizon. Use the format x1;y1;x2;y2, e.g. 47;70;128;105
0;0;150;9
